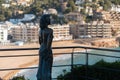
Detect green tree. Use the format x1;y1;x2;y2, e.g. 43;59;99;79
0;14;5;21
103;4;108;11
111;0;120;5
4;9;12;20
64;7;72;14
29;0;43;15
67;0;76;12
18;5;25;11
91;4;98;11
98;0;112;11
80;9;86;15
104;0;112;10
85;15;93;23
92;0;97;2
0;0;4;13
24;6;31;14
0;0;4;6
98;0;104;6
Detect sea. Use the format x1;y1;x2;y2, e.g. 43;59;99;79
14;47;120;80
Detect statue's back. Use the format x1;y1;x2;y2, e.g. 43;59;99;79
37;27;53;80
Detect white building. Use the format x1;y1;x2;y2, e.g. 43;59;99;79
9;14;36;24
43;8;58;15
21;14;36;21
75;0;92;5
49;24;73;41
75;0;84;5
111;5;120;12
2;4;10;8
0;26;9;43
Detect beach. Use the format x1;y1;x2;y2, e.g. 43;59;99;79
0;40;89;80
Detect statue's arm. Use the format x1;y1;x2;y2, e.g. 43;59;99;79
39;30;42;45
47;29;53;49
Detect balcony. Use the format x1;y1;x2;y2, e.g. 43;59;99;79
0;46;120;80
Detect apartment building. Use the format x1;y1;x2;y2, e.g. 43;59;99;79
0;26;8;43
111;5;120;12
102;11;120;35
87;22;111;38
49;24;73;41
70;21;111;38
11;23;39;42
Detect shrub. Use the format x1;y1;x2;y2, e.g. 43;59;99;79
11;76;29;80
57;60;120;80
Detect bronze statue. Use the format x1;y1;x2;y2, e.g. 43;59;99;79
37;14;53;80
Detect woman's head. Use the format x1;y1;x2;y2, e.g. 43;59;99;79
40;14;51;29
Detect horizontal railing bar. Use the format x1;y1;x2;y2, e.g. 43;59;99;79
77;52;120;58
0;54;39;58
0;48;39;51
0;46;120;52
53;63;84;67
88;53;120;58
0;52;120;59
53;46;120;52
0;64;85;71
0;67;38;71
0;53;72;58
0;52;85;58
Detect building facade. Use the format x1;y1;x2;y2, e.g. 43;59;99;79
75;0;92;5
49;24;73;41
70;21;112;38
0;26;9;43
11;23;39;42
111;5;120;12
102;11;120;36
11;23;73;42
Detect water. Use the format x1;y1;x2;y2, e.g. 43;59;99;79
15;48;120;80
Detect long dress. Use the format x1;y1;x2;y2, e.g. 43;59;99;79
37;28;53;80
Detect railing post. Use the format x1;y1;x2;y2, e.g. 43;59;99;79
85;48;89;80
71;48;74;79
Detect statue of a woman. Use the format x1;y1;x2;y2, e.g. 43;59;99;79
37;14;53;80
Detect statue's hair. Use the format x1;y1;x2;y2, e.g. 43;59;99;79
40;14;51;29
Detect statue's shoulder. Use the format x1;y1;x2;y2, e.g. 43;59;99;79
48;28;53;32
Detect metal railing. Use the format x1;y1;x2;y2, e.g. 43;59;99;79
0;46;120;80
